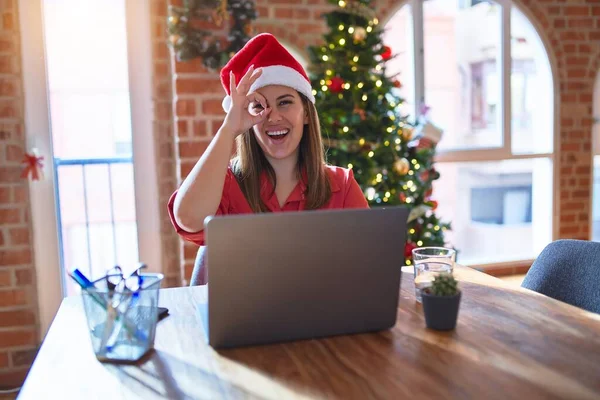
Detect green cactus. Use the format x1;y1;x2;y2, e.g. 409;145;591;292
429;273;459;297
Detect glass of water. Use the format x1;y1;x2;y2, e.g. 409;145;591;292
412;247;456;303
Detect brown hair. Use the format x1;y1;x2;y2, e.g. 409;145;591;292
231;93;331;213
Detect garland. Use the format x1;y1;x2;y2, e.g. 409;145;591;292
167;0;257;70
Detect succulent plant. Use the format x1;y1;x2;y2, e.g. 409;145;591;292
428;273;459;296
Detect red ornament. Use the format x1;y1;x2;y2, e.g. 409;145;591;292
393;80;402;88
405;242;417;259
21;152;44;181
425;189;433;198
328;76;345;93
399;192;407;202
420;170;430;181
430;200;438;211
381;45;392;61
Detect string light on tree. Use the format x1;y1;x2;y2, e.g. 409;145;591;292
308;0;452;265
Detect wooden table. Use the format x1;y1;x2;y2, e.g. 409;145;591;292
18;266;600;399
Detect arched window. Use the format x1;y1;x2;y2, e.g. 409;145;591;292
384;0;555;266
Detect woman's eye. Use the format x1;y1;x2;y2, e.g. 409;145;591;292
252;103;264;110
279;100;292;106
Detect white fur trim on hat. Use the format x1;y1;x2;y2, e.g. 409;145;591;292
222;65;315;112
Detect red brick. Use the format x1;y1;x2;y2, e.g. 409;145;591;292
192;120;207;137
573;190;589;198
0;310;35;329
579;213;589;222
0;77;17;96
202;99;225;115
593;6;600;16
12;185;27;203
274;8;293;18
561;214;576;223
154;61;168;77
566;57;589;66
0;208;19;224
0;54;15;74
561;117;574;127
554;19;565;28
298;23;325;34
176;120;188;137
14;269;32;285
563;201;585;211
3;12;15;30
579;43;592;52
294;8;311;18
0;231;4;246
0;100;19;118
0;368;31;388
178;141;209;159
0;270;11;287
155;102;171;120
10;348;38;367
175;99;196;117
548;6;560;15
5;144;23;163
8;228;29;246
175;78;223;94
256;6;269;18
565;6;590;16
580;93;593;102
564;43;577;53
0;36;14;52
560;31;586;41
561;143;580;152
180;161;196;178
0;288;27;306
568;18;594;28
576;165;591;174
153;42;169;60
173;58;208;74
0;187;9;204
589;31;600;40
560;225;581;236
0;249;31;266
0;351;8;368
567;69;587;79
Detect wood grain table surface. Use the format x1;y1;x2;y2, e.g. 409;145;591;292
18;265;600;400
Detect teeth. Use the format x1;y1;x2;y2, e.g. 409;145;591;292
267;129;289;136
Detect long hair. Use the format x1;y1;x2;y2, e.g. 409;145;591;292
231;93;331;213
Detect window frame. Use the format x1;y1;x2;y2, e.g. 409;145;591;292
19;0;162;336
398;0;560;268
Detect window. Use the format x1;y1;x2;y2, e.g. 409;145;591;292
385;1;554;266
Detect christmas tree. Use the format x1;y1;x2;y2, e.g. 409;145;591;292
307;0;452;265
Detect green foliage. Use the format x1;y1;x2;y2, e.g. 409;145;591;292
429;274;459;297
167;0;257;69
308;0;452;264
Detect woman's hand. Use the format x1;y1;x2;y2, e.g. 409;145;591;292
222;66;271;137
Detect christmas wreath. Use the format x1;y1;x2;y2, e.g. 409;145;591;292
167;0;257;70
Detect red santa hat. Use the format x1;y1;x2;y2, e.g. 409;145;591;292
220;33;315;112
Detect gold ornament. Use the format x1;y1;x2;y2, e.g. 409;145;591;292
168;15;179;25
169;34;181;45
402;127;414;141
353;27;367;42
394;158;410;175
212;0;228;27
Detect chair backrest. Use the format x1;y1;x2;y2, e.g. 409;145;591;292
190;246;208;286
522;239;600;314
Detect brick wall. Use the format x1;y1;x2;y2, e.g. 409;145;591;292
0;0;40;390
151;0;181;288
160;0;600;282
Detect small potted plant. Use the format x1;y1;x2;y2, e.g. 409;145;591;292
421;273;461;331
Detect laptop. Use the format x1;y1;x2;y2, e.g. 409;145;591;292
200;206;409;348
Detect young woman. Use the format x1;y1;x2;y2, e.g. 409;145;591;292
168;33;369;284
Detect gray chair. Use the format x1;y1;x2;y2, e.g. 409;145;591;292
522;239;600;314
190;246;208;286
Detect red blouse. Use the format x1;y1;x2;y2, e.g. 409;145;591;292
168;165;369;246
